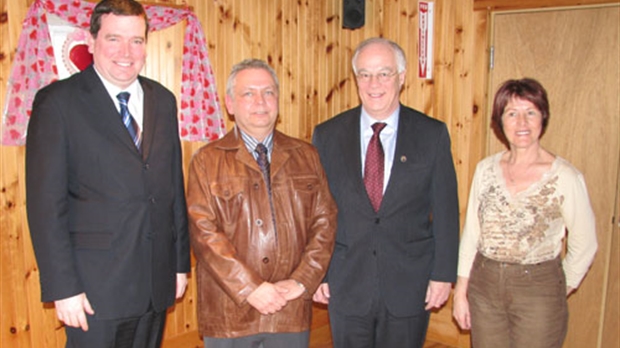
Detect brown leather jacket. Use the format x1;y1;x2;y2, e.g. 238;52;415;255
187;130;337;338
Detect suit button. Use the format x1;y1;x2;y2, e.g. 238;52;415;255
255;219;263;226
372;250;377;256
262;257;269;264
143;163;150;170
254;183;259;190
374;218;380;224
149;197;156;203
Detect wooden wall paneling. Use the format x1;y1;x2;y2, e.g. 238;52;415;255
267;0;282;134
398;0;423;111
279;0;295;139
425;0;454;344
1;1;11;346
307;0;326;141
339;3;360;113
427;1;475;347
602;162;619;345
298;0;310;141
474;0;614;11
320;0;339;128
468;9;490;190
435;0;458;125
1;147;32;347
4;0;617;347
324;0;338;125
291;0;305;140
0;2;11;346
236;0;253;61
197;0;218;117
2;1;54;347
301;0;311;140
206;0;233;131
448;11;490;346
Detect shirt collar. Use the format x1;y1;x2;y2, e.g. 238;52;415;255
93;67;142;103
360;105;400;134
238;126;274;157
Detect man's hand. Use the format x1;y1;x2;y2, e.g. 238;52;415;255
274;279;305;301
54;293;94;331
176;273;188;299
312;283;330;304
425;280;451;310
246;282;288;315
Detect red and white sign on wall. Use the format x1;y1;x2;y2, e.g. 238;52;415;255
418;1;434;79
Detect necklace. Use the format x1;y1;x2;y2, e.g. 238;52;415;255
506;164;523;184
505;159;536;185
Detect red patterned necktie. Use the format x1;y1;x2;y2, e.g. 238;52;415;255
364;122;387;212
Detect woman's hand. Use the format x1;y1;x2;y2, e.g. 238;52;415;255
452;276;472;330
452;293;471;330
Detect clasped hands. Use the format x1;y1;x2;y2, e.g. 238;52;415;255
246;279;306;315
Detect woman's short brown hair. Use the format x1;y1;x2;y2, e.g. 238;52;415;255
491;78;550;145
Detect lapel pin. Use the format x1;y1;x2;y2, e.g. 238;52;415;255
400;155;407;163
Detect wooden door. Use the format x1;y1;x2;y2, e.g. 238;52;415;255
488;5;619;348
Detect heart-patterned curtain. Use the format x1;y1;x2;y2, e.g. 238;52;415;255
1;0;225;145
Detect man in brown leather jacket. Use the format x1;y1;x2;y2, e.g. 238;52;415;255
187;58;337;347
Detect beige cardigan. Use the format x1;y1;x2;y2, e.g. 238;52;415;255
458;152;597;289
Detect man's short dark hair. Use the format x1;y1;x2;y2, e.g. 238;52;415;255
90;0;149;39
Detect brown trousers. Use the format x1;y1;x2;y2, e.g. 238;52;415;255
468;254;568;348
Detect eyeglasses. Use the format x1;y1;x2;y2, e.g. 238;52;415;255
356;71;399;83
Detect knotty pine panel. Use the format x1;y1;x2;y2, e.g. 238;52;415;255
2;1;617;347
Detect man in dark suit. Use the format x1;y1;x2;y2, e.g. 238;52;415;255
25;1;189;347
312;37;459;347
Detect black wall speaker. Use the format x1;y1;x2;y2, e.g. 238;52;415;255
343;0;365;29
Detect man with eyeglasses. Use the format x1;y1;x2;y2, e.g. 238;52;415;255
187;59;337;348
312;37;459;347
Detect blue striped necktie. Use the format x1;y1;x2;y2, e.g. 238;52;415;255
116;92;141;151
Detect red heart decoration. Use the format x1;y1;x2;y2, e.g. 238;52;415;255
69;44;93;71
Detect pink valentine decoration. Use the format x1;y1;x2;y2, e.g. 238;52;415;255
1;0;224;145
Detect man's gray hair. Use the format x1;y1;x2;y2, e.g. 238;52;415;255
351;38;407;75
226;59;280;96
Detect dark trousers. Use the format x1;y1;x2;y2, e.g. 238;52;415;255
328;284;430;348
468;254;568;348
65;306;167;348
203;332;310;348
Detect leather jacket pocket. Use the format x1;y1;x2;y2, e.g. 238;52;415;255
211;178;246;226
289;177;320;219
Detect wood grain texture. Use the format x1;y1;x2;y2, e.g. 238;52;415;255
1;1;618;347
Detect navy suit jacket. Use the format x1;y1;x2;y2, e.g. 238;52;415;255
312;105;459;317
26;65;190;319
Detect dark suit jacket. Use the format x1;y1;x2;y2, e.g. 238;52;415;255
25;65;190;320
312;105;459;317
